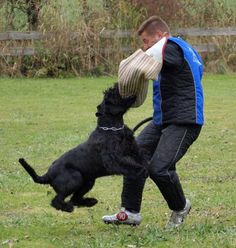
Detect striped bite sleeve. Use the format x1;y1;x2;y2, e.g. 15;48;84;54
118;49;162;107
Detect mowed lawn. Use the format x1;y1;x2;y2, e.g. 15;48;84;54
0;75;235;248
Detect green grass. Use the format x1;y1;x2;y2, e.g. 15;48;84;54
0;75;236;248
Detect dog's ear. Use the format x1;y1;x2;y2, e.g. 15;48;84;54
105;104;124;116
105;95;136;116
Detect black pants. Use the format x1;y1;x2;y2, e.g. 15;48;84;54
121;121;202;212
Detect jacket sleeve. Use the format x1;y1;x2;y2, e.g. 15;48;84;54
163;41;184;68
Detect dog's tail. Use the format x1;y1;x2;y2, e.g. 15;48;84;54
133;117;153;133
18;158;50;184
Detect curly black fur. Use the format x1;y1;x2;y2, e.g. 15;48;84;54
19;83;148;212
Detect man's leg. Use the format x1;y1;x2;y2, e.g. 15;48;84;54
102;121;161;225
121;121;161;212
149;124;202;227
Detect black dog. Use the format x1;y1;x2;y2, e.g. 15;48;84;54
19;84;147;212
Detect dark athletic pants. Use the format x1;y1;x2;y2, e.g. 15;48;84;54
121;121;202;212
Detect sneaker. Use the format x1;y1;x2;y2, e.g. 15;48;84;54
102;208;141;226
165;199;191;229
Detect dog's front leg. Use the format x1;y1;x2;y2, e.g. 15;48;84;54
117;156;149;178
102;152;148;178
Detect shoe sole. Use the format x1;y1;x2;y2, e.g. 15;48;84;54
188;206;191;214
103;220;140;226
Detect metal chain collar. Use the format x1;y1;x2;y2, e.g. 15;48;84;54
99;125;125;131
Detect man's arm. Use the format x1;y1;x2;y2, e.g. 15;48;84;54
163;41;184;68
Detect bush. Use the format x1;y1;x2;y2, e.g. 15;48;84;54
0;0;235;76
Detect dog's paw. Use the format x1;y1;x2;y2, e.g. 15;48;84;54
51;199;74;212
63;203;74;212
72;197;98;207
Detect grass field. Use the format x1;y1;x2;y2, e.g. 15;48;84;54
0;75;235;248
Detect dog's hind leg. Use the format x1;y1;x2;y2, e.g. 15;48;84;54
70;179;98;207
51;194;74;212
51;169;84;212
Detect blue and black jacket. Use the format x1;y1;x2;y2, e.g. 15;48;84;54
153;37;204;126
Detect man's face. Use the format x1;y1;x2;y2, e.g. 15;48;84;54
140;30;165;51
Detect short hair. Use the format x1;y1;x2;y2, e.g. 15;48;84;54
137;16;170;36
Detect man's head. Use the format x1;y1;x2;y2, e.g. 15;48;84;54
137;16;170;51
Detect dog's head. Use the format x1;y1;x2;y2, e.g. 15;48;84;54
96;83;136;117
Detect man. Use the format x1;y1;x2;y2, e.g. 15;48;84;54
102;16;204;228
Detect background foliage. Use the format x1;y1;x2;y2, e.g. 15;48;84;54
0;0;235;76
